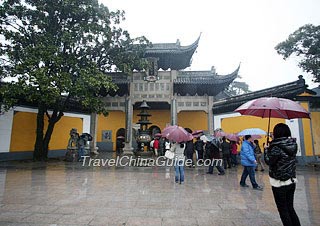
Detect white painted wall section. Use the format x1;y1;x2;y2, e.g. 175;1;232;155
0;109;14;153
286;119;302;156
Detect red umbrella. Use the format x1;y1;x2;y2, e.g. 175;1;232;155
225;133;240;142
214;131;228;138
235;97;310;143
162;125;193;143
154;133;162;137
192;130;203;135
162;125;176;135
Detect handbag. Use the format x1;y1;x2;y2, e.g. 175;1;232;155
165;150;174;160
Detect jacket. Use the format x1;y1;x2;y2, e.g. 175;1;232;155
265;137;297;181
254;145;262;154
185;141;194;155
221;141;231;155
231;143;238;155
205;141;220;159
240;140;256;166
172;143;185;160
195;140;204;151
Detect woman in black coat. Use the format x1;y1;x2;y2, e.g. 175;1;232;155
185;140;195;167
265;123;301;226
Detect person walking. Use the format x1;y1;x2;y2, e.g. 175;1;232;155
221;137;232;169
185;140;195;167
194;137;204;163
254;139;265;171
172;142;186;184
239;135;263;190
265;123;301;226
230;141;238;166
206;139;225;175
159;137;165;156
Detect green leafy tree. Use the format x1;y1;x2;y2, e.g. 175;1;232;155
0;0;149;160
275;24;320;82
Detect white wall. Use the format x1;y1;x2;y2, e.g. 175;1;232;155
0;109;14;153
286;119;302;156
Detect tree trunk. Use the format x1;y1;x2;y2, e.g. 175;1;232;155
33;104;45;161
43;114;57;158
34;106;63;161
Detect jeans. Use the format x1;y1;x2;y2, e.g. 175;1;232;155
272;183;301;226
78;146;85;160
208;159;225;174
240;166;258;188
174;160;185;183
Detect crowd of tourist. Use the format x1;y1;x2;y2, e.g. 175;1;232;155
166;123;301;226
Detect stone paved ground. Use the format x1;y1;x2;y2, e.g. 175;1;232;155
0;153;319;226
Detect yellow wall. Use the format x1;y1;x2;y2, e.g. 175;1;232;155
133;110;171;131
10;112;83;152
49;116;83;150
97;110;170;151
10;112;36;152
97;111;126;147
300;102;313;156
177;111;208;132
221;115;285;145
311;111;320;155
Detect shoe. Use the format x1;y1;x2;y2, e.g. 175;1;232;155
261;169;265;172
206;172;213;174
218;172;225;175
180;181;184;184
253;186;263;191
175;181;179;183
255;168;258;171
240;184;249;187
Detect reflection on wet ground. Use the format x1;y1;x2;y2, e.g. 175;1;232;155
0;152;319;226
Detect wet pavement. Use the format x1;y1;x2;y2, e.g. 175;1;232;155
0;153;319;226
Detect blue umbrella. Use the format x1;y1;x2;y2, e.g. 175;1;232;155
237;128;266;136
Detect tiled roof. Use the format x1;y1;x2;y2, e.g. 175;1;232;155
173;65;240;95
144;36;200;70
212;75;315;114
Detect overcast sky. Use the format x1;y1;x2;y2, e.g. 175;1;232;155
105;0;319;91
